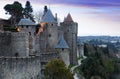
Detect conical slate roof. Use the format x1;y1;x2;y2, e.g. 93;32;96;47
18;18;35;26
41;9;56;23
55;35;69;49
64;13;73;22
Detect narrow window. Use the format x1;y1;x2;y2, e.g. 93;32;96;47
51;24;53;26
26;25;28;28
22;26;23;28
15;53;19;57
62;48;64;51
48;34;51;37
29;32;31;35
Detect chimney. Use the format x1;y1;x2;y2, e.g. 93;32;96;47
55;13;57;21
43;6;48;16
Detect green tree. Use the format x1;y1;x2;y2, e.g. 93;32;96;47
76;46;117;79
4;1;23;25
23;1;35;22
45;59;74;79
84;43;89;56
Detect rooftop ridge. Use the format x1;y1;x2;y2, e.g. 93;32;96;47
18;18;36;26
41;9;56;23
64;13;73;22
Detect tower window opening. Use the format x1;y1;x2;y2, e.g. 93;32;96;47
26;25;28;28
48;34;51;37
67;29;69;32
29;32;31;35
51;24;53;26
22;26;23;28
15;53;19;57
62;48;64;51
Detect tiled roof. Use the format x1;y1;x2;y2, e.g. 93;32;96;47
55;35;69;49
64;13;73;22
41;9;56;23
18;18;35;26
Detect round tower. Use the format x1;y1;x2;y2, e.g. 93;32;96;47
60;13;78;65
55;35;70;67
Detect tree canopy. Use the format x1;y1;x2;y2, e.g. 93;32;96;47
4;1;35;25
44;59;74;79
4;1;23;25
75;45;119;79
23;1;35;22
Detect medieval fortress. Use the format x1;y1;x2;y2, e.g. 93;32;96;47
0;6;78;79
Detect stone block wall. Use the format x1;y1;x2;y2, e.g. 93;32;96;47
46;24;58;51
0;57;41;79
0;32;29;57
60;22;78;65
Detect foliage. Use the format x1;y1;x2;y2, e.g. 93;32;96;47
24;1;33;13
84;43;89;56
23;1;35;22
88;39;118;53
84;43;97;57
103;60;114;73
4;1;23;24
76;45;119;79
3;25;18;32
45;59;74;79
4;1;35;24
77;55;84;60
68;64;76;69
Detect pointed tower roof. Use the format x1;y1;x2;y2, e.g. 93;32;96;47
64;13;73;22
18;18;35;26
41;9;56;23
55;35;69;49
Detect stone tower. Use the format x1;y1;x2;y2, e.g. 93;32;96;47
60;13;78;65
55;35;70;67
18;18;36;56
40;9;58;53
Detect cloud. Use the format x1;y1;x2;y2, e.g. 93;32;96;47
33;0;120;7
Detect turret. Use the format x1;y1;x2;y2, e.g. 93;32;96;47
55;35;70;67
40;9;58;52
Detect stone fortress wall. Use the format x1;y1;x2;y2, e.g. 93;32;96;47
0;32;41;79
0;32;29;57
0;56;41;79
0;6;78;79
